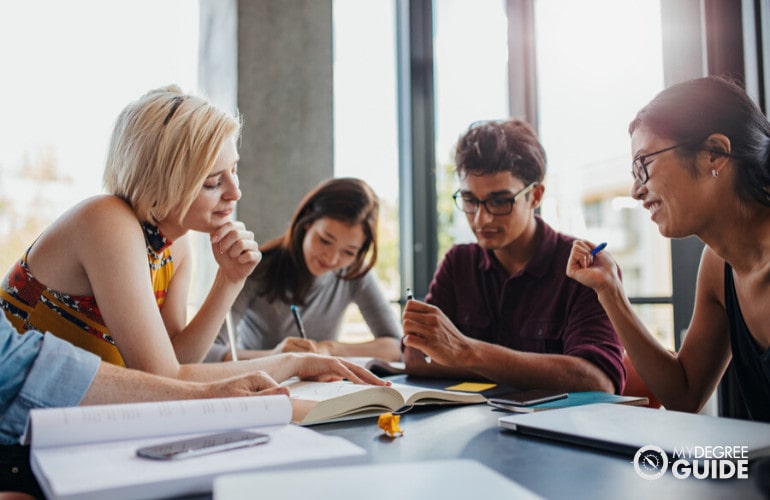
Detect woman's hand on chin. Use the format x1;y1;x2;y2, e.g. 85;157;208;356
210;220;262;283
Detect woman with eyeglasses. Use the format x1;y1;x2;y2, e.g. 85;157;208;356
400;119;626;393
567;75;770;421
206;177;402;363
0;86;387;389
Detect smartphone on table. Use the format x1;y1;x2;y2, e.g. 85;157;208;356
487;389;568;408
136;430;270;460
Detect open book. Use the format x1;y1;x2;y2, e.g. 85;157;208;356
286;380;487;425
24;395;365;500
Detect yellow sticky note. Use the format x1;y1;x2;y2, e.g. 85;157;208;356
444;382;497;392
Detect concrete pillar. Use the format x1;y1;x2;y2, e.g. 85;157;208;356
199;0;333;243
237;0;334;242
196;0;333;321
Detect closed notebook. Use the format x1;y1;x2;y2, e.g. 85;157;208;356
488;391;648;413
498;403;770;460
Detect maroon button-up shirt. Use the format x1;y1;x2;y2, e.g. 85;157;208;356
426;217;626;393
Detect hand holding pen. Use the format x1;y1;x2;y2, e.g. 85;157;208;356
290;304;308;339
402;293;482;370
566;240;619;292
265;305;334;355
272;305;322;354
570;240;607;269
591;241;607;257
403;288;432;364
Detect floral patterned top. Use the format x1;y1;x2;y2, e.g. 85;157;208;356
0;222;174;366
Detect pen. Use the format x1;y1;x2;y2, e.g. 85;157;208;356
404;288;431;364
290;304;307;339
591;242;607;256
224;311;238;362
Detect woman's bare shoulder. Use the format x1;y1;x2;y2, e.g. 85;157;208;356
32;195;138;244
697;245;726;305
60;195;139;235
25;196;145;294
73;194;136;219
42;195;145;256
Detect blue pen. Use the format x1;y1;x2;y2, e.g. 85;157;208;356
591;242;608;256
290;304;307;339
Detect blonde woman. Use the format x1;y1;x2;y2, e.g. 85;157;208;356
0;86;385;387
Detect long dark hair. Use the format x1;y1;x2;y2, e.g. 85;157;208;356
254;177;379;305
629;75;770;207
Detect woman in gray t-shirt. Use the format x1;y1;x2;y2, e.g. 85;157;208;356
208;178;402;362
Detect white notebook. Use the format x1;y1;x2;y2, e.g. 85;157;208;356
498;403;770;460
214;459;543;500
26;396;365;500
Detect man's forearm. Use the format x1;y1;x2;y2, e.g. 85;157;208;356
80;362;206;405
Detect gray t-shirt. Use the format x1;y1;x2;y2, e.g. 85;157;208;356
206;270;401;361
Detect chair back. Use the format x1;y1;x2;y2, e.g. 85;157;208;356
622;352;662;409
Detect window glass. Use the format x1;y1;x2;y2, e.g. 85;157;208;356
534;0;673;348
333;0;400;341
0;0;199;299
434;0;510;256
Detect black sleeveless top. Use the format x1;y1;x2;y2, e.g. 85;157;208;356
724;263;770;421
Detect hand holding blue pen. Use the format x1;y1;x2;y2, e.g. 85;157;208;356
290;304;307;339
591;242;607;257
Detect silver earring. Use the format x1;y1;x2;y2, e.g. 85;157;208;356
711;169;719;178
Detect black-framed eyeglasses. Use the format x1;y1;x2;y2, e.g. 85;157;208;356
452;182;537;216
631;143;688;185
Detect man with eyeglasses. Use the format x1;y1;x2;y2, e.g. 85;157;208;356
401;119;625;394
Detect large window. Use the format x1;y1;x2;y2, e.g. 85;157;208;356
332;0;511;341
534;0;672;349
429;0;673;350
333;0;400;340
433;0;510;254
0;0;200;304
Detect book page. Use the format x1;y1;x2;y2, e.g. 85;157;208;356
28;395;291;449
285;380;486;425
287;381;404;424
389;383;487;406
286;380;394;402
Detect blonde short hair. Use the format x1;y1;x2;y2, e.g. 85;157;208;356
103;85;241;224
